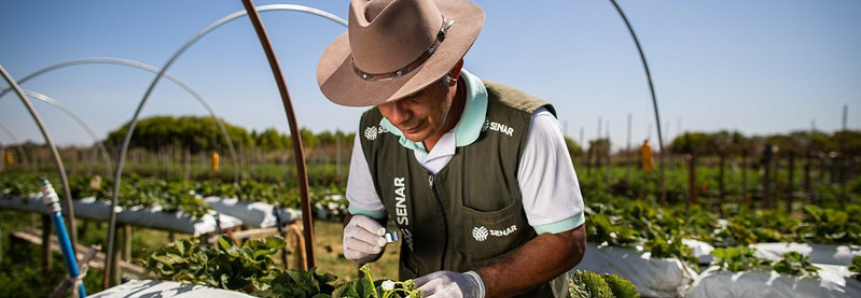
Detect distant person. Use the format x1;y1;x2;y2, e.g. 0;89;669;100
316;0;586;297
641;140;655;173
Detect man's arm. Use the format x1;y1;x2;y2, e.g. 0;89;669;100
476;225;586;298
477;107;587;297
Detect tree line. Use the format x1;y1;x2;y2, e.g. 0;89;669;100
667;129;861;157
103;115;354;154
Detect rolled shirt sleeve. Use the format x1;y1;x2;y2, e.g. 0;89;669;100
518;107;586;234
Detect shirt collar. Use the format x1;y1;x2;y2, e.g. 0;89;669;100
380;69;488;154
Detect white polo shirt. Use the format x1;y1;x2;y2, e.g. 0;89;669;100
346;70;585;234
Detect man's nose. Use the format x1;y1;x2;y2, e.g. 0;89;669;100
387;101;412;126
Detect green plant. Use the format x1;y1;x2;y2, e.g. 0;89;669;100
569;270;639;298
145;236;418;297
332;265;421;298
711;246;771;272
569;270;613;298
256;268;338;298
145;235;334;293
850;256;861;274
585;213;639;248
601;274;640;298
642;236;699;271
797;205;861;244
772;252;819;277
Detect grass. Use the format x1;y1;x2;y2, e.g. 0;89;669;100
309;220;401;282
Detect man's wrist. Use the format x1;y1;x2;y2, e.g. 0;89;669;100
464;270;485;298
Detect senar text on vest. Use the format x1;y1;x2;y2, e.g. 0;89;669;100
394;177;414;251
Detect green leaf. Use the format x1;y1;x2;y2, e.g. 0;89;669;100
849;256;861;274
711;246;770;272
773;251;819;277
603;274;640;298
569;270;613;298
152;253;185;266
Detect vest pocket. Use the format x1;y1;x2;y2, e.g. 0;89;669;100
462;200;529;266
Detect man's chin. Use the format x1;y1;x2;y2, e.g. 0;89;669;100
401;131;430;143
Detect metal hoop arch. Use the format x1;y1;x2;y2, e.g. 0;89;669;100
103;4;347;287
608;0;667;203
0;57;244;183
0;87;113;176
0;63;79;256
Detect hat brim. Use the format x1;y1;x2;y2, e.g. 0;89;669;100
317;0;485;107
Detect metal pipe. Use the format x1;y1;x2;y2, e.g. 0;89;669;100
608;0;667;204
101;4;346;286
0;63;78;256
241;0;318;269
0;57;242;183
1;87;113;177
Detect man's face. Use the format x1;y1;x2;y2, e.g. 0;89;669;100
378;79;453;143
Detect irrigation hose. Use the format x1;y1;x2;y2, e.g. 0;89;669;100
42;178;87;297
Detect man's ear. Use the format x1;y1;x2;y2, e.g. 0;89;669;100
448;59;465;85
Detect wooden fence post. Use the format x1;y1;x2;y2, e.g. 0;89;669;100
123;225;132;262
109;228;121;286
762;144;774;210
787;152;795;214
718;153;726;212
742;150;750;208
686;152;697;206
805;150;813;204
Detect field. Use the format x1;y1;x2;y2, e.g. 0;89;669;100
1;126;860;297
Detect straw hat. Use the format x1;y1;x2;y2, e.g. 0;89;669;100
317;0;485;107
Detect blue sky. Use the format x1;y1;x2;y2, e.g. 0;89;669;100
1;0;859;151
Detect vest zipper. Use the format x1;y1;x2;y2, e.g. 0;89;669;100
428;174;448;271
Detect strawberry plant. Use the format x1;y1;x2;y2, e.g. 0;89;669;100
850;256;861;281
585;213;639;248
850;256;861;274
797;205;861;244
710;246;770;272
145;236;421;298
569;270;639;298
642;235;698;271
145;235;338;295
772;252;819;277
332;264;421;298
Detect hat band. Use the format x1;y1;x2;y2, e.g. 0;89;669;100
351;18;455;82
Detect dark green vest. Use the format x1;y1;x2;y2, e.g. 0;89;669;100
359;81;567;298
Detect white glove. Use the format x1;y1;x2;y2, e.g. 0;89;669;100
415;270;485;298
342;214;387;264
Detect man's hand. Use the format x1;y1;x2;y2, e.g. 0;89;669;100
415;271;485;298
342;214;387;264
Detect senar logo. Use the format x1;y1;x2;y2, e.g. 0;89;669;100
472;226;489;242
364;126;378;141
472;225;517;242
482;118;514;137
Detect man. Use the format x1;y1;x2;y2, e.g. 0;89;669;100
316;1;586;297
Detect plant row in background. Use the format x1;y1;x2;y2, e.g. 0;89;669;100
585;195;861;271
4;172;857;246
709;246;823;278
0;173;347;220
577;164;861;207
